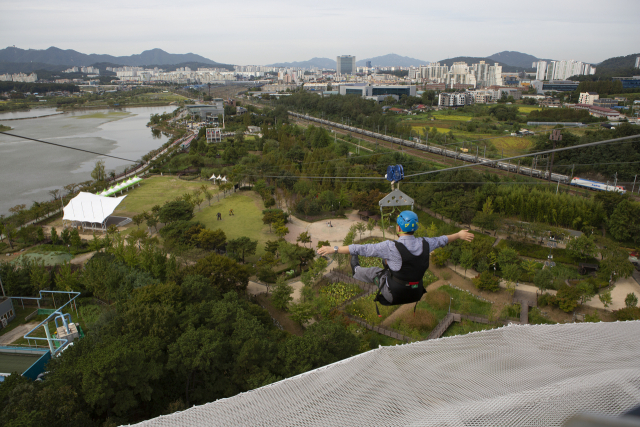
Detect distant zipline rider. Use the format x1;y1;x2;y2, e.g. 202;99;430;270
317;211;474;314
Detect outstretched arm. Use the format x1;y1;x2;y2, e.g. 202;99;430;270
317;245;350;256
446;230;474;243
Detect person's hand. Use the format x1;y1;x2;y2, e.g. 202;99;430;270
458;230;474;242
317;246;334;256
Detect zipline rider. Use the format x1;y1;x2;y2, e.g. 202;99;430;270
317;211;474;308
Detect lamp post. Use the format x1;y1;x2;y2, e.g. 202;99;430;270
449;295;453;313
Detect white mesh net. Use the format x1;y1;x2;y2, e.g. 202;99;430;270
125;321;640;427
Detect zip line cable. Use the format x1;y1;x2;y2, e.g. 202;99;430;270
0;131;139;163
403;134;640;179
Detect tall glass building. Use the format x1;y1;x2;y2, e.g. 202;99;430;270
336;55;356;75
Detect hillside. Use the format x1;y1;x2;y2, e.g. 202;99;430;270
437;56;533;73
0;46;233;69
594;53;640;77
487;51;552;68
356;53;429;67
267;57;336;69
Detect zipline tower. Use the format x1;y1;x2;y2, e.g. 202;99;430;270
379;165;414;238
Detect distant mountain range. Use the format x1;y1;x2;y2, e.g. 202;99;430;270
436;56;535;73
487;51;553;68
267;57;336;69
0;46;233;70
357;54;428;67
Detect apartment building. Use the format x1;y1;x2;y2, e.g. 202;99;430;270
578;92;599;105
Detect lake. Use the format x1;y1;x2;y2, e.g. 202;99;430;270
0;105;175;216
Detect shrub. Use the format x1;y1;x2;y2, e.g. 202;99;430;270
537;293;557;307
614;307;640;321
424;290;449;310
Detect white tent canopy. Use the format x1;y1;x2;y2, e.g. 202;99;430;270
63;192;126;225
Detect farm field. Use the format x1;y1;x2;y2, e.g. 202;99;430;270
137;92;188;103
517;106;540;114
409;126;535;156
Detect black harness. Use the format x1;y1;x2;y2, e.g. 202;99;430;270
374;240;430;315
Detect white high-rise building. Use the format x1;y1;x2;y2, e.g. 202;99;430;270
336;55;356;75
635;56;640;69
535;60;596;81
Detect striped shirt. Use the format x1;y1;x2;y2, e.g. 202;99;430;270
349;235;449;271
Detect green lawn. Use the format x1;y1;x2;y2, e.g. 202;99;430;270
193;191;270;260
114;176;217;217
431;114;473;122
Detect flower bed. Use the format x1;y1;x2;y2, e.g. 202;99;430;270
319;281;362;307
345;294;398;325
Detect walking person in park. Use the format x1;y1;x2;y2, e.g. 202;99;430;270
317;211;473;307
229;209;234;216
217;212;222;221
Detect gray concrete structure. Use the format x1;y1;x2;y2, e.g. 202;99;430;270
0;299;16;329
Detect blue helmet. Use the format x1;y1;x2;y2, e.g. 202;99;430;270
396;210;419;232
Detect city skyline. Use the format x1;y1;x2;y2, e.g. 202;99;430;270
1;0;639;66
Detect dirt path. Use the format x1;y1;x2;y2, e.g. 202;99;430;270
0;322;39;345
70;251;96;265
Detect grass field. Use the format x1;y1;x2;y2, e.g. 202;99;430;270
74;111;132;120
113;176;217;217
487;136;536;156
193;191;270;259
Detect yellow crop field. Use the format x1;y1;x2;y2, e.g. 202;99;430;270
518;106;540;114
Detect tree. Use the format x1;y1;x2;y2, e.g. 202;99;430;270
599;290;612;308
278;240;315;274
431;248;450;267
186;253;250;294
289;303;314;325
275;223;289;239
158;200;194;224
625;292;638;308
50;227;59;245
132;213;145;229
534;268;554;294
460;249;474;276
91;160;106;181
61;228;71;246
472;270;500;292
566;235;598;261
271;277;293;311
366;218;377;236
69;228;82;248
36;227;45;242
355;222;366;241
227;237;258;263
503;263;521;296
204;190;213;206
146;214;158;233
497;247;519;270
577;280;596;304
608;199;640;244
196;229;226;251
55;261;80;291
296;231;311;247
556;284;581;312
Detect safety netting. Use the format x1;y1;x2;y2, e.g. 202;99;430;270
124;321;640;427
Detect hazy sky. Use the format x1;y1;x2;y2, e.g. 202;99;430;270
2;0;639;65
